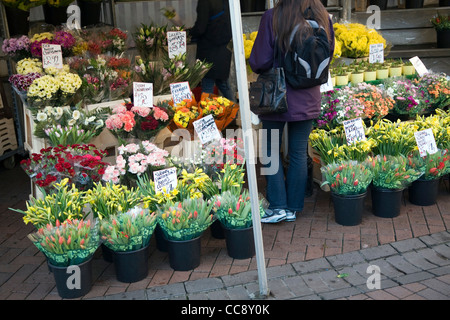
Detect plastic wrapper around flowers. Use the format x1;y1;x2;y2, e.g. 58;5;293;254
167;93;240;140
99;207;157;252
28;219;101;267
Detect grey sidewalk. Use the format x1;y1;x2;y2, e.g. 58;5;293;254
93;231;450;301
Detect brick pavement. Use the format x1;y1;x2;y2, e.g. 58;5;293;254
0;161;449;300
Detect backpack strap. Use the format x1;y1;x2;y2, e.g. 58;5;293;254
209;0;226;21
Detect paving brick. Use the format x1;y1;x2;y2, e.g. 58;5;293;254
419;232;450;246
291;257;332;274
360;244;398;261
266;278;294;299
146;282;186;299
416;288;449;300
326;251;366;268
282;275;314;297
319;287;363;300
395;271;435;285
402;251;440;271
266;264;296;279
386;255;422;274
420;278;450;296
185;277;224;294
221;270;258;287
416;248;450;267
432;244;450;260
103;289;147;300
385;286;414;299
390;238;427;253
366;289;399;300
300;272;330;293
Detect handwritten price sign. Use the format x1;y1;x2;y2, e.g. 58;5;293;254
369;43;384;64
153;167;178;193
42;44;63;69
167;31;187;59
414;128;438;157
133;82;153;107
170;82;192;105
409;56;429;77
343;118;366;145
193;114;221;145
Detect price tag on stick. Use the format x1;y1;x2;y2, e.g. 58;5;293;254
193;114;221;145
133;82;153;107
170;82;192;105
343;118;366;145
167;31;187;59
42;44;63;69
409;56;429;77
369;43;384;64
153;167;178;194
414;128;438;157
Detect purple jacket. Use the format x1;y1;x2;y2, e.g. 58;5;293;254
249;9;335;122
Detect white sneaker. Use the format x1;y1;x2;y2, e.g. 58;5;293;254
285;210;296;222
261;209;287;223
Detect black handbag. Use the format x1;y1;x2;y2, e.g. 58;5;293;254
249;44;288;115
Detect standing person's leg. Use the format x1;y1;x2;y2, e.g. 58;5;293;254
284;119;313;221
201;78;215;94
215;78;234;100
260;120;288;223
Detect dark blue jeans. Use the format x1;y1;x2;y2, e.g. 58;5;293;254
261;119;313;212
201;77;233;100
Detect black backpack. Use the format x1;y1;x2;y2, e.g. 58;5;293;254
280;19;331;89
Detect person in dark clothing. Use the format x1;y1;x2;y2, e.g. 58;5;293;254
188;0;234;100
249;0;335;223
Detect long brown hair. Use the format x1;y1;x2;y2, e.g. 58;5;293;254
272;0;331;52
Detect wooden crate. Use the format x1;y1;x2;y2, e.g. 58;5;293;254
0;117;18;156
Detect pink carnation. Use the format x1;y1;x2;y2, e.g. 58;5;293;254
153;107;169;121
121;111;136;132
131;106;151;117
105;114;124;130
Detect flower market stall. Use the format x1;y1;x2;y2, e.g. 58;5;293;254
1;0;271;298
2;0;450;300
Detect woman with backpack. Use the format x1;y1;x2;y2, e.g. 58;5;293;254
249;0;335;223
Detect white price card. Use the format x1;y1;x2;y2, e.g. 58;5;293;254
133;82;153;107
343;118;366;145
369;43;384;64
170;82;192;105
414;128;438;157
153;167;178;193
167;31;187;59
193;114;221;145
409;56;429;77
320;71;334;93
42;44;63;69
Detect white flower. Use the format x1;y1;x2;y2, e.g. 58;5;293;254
72;110;81;120
36;112;47;122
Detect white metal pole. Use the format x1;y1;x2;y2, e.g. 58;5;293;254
228;0;269;297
